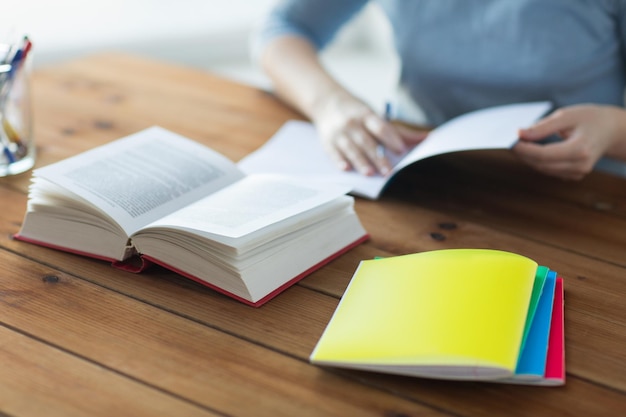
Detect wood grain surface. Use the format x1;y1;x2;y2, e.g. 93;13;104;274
1;53;625;417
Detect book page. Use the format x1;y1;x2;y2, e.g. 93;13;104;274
238;102;551;199
34;127;246;234
141;174;351;239
238;121;389;199
394;101;552;171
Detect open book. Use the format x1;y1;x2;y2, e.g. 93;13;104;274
15;127;368;307
239;102;552;199
310;249;565;385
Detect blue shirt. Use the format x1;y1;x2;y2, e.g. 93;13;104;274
254;0;626;127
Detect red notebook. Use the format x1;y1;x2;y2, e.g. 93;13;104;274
543;277;565;384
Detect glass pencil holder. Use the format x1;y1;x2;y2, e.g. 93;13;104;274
1;40;35;177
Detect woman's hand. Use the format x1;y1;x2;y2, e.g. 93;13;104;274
260;35;426;175
513;104;626;180
313;90;427;176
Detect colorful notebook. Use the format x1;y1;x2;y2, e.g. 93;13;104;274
310;249;565;385
543;277;565;385
501;271;564;385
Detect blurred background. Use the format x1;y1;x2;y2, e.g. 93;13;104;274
4;0;401;113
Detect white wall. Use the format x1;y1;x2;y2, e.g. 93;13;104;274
4;0;277;66
4;1;399;112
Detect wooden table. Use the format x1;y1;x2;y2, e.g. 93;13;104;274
1;53;625;417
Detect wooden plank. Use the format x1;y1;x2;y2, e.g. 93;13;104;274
436;151;626;218
379;159;626;267
4;238;626;417
4;171;626;381
0;249;448;417
2;53;626;416
2;185;626;415
0;327;219;417
28;53;295;164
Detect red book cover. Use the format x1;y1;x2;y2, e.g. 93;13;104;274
543;277;565;384
14;232;369;307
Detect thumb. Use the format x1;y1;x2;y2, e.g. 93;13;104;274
519;110;573;142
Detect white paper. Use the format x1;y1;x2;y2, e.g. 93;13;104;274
238;101;552;199
34;126;246;234
394;101;553;171
238;121;388;199
144;174;351;238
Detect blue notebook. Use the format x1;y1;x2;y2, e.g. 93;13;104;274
514;270;557;379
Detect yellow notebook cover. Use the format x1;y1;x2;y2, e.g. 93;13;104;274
310;249;538;380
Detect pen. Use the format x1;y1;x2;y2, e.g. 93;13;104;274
0;62;15;163
1;128;15;163
376;101;392;159
1;36;31;163
21;36;32;60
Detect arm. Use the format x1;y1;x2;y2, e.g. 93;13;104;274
513;104;626;180
259;35;426;176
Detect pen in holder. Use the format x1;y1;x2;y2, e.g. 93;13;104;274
0;35;35;177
